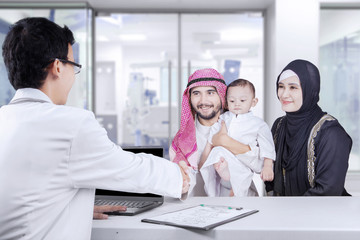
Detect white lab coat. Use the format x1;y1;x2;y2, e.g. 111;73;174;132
0;88;182;240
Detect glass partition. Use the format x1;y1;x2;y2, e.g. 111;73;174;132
95;12;264;160
95;14;178;157
320;9;360;171
181;13;264;118
0;3;93;110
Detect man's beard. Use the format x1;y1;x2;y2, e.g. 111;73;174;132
193;103;222;120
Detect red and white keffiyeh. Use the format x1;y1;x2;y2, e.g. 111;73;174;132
170;68;227;170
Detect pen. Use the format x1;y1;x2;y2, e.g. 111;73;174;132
200;204;243;210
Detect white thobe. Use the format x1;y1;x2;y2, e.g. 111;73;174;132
201;111;275;196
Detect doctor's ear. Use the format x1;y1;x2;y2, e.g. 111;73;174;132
47;59;63;78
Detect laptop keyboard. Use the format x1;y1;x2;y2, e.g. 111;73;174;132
95;199;154;208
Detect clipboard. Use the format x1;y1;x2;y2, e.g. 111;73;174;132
141;204;259;231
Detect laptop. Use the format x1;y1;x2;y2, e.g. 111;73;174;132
94;146;165;216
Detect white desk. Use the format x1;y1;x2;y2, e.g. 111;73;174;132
91;197;360;240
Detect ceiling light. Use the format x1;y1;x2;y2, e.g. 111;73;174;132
221;29;259;42
119;34;147;41
97;35;109;42
202;49;213;60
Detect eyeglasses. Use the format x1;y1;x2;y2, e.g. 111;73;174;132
47;58;82;74
57;59;82;74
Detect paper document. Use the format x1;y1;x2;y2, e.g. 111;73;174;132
141;204;258;230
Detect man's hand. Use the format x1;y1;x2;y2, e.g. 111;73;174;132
212;121;251;155
212;121;228;147
93;205;127;220
178;161;190;194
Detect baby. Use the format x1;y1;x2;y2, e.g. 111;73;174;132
199;79;275;197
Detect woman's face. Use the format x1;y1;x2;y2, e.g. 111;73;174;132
277;75;303;112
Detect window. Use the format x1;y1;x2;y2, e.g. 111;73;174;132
0;3;93;110
319;8;360;171
95;12;264;159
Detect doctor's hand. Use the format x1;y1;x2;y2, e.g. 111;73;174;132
93;205;127;220
178;161;190;194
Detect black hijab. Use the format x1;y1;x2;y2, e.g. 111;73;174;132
273;59;325;195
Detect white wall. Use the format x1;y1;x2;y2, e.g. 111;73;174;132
264;0;320;125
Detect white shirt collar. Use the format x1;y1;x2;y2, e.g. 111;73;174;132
228;110;253;120
195;115;211;135
10;88;53;104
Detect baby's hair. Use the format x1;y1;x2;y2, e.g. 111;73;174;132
224;79;255;110
226;78;255;97
226;78;256;97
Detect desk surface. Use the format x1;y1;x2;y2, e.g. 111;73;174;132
91;197;360;240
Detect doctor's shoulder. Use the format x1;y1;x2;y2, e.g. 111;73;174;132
55;104;97;125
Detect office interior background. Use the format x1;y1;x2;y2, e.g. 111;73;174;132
0;0;359;195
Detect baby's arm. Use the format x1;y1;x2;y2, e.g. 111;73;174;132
199;142;212;169
257;122;276;181
260;158;274;181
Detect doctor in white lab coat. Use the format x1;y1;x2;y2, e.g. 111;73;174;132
0;17;189;240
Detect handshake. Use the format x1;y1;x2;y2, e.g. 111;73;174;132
178;161;191;194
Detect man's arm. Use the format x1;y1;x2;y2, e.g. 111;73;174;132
198;142;212;169
211;121;251;155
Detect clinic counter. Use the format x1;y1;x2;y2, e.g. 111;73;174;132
91;196;360;240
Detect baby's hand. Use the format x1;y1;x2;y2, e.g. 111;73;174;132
261;158;274;181
229;189;234;197
260;165;274;182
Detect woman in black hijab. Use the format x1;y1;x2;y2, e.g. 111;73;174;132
266;59;352;196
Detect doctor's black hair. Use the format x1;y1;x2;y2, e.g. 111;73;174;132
2;17;75;90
